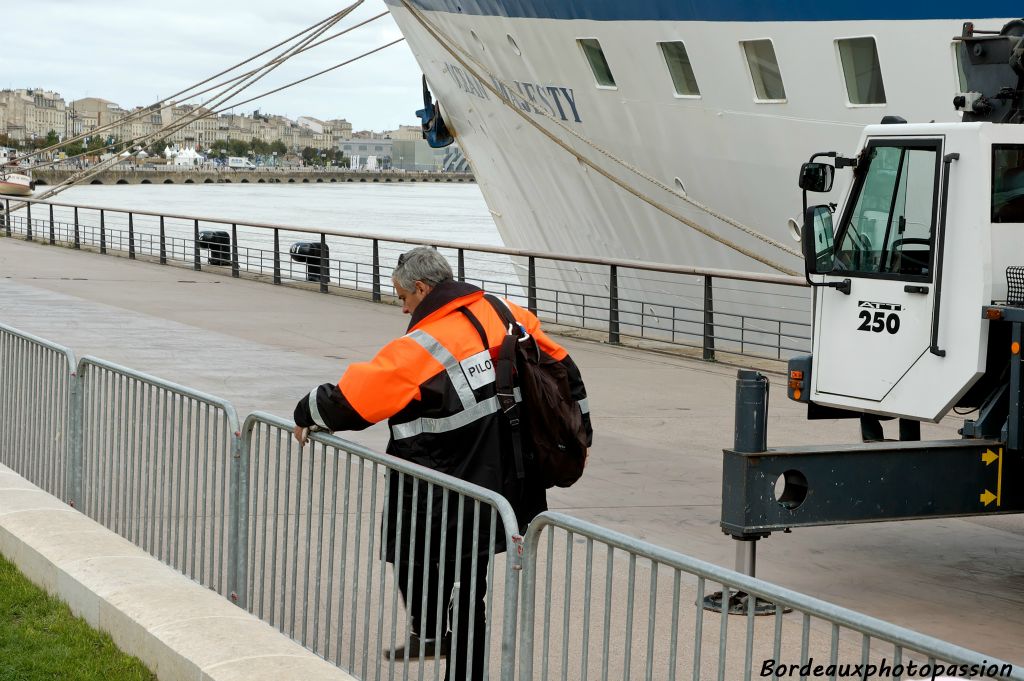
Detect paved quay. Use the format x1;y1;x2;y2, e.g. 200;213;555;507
1;236;1022;663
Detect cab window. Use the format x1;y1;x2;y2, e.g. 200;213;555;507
834;140;940;279
992;144;1024;222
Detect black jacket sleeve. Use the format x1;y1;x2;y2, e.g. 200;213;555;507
293;382;374;432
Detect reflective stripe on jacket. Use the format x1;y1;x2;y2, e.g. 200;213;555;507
294;279;592;557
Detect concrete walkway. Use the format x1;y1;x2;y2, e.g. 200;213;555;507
1;236;1022;662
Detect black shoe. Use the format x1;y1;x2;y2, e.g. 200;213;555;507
384;632;448;660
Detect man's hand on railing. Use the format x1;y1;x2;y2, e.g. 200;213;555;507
293;424;328;446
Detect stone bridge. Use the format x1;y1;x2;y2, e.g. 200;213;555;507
32;168;475;186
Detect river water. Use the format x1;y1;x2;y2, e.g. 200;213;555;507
50;182;501;246
30;182;532;297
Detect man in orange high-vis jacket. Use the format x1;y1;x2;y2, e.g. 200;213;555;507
292;247;592;680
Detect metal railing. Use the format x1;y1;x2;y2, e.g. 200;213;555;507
2;198;812;361
518;513;1024;681
0;321;1019;680
77;356;244;599
0;323;77;499
242;413;523;680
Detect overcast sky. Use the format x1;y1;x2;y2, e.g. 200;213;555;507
5;1;423;130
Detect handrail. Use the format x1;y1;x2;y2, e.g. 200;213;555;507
241;410;523;566
9;198;808;287
77;355;241;431
520;511;1024;680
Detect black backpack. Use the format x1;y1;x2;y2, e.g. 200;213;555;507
468;295;588;488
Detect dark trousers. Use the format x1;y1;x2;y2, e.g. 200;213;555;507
396;554;489;681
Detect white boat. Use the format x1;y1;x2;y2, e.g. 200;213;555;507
384;2;1016;279
0;172;33;197
0;147;32;197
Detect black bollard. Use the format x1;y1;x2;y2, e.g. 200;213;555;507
734;369;768;453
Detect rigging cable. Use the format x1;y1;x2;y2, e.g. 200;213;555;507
23;9;391;167
399;0;800;275
22;7;371;164
28;4;363;202
22;35;402;195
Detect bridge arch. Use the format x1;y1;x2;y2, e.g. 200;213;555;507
163;179;174;184
116;179;129;185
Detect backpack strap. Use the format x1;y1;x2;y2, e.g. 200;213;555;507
459;301;526;479
482;294;519;334
457;306;489;350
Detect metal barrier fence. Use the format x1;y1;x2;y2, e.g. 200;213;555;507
0;323;77;499
0;321;1020;681
76;356;244;599
242;412;523;681
2;198;812;361
519;513;1024;681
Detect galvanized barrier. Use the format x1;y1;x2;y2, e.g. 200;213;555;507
2;198;812;361
76;356;245;600
0;322;77;500
241;412;524;681
1;320;1019;680
518;512;1023;681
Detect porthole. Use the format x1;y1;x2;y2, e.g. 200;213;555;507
470;30;485;52
578;38;616;88
658;42;700;97
740;39;786;102
507;33;521;56
836;37;886;105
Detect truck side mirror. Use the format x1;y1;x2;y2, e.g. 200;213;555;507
802;205;836;275
799;162;834;192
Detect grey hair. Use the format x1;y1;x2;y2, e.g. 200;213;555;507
393;246;453;290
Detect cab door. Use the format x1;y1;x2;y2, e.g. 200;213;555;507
814;138;944;401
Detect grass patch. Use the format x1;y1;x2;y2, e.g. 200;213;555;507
0;552;156;681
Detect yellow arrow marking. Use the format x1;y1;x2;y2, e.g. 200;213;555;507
981;490;998;506
982;449;999;466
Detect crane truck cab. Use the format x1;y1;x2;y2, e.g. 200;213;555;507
789;19;1024;427
718;20;1024;559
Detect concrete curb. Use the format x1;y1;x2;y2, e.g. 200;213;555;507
0;463;357;681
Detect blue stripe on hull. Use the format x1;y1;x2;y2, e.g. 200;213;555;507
389;0;1018;22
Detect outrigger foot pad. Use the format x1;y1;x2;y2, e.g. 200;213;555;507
701;590;787;616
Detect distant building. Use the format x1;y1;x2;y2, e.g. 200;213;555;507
0;88;400;159
0;89;67;140
297;116;326;134
325;118;353;140
387;124;423;141
340;138;393;167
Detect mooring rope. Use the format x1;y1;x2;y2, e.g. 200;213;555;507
399;0;801;274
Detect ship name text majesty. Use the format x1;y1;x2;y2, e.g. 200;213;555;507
442;62;582;123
